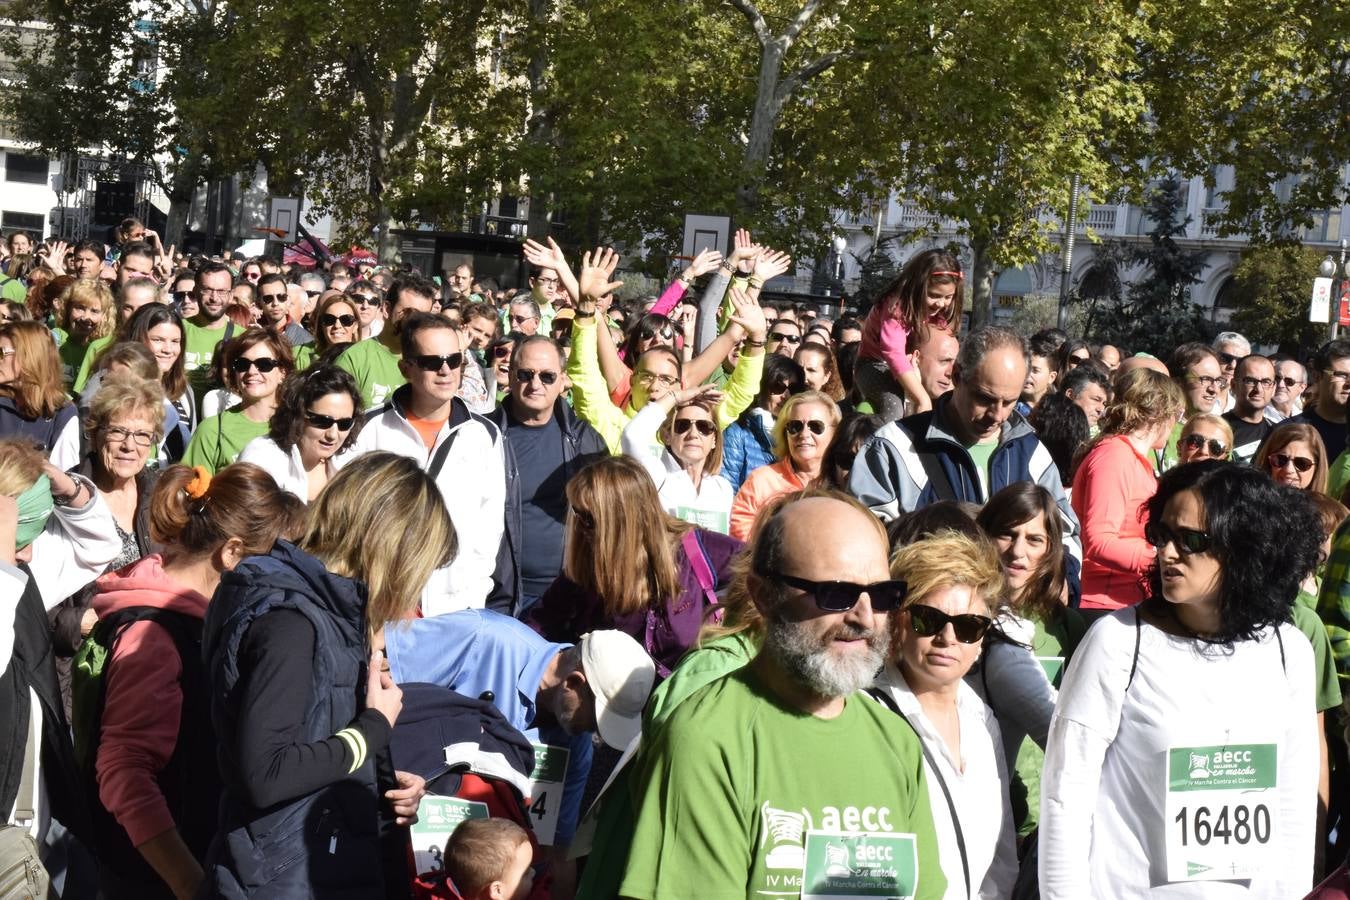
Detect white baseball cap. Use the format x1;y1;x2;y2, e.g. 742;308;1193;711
578;630;656;750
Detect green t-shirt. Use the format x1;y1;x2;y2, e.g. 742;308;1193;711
292;342;317;372
72;334;114;393
0;275;24;303
183;320;230;399
54;331;88;388
965;437;999;499
1293;584;1343;714
620;666;946;900
181;408;270;473
336;337;405;409
1330;449;1350;504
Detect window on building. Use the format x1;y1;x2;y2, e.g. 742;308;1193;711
1;211;45;238
4;152;48;185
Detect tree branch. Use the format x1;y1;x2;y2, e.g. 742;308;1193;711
781;0;825;45
726;0;770;47
775;48;844;104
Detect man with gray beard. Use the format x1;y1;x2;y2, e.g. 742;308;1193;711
620;494;947;900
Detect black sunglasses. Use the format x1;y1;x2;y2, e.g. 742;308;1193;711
350;294;379;306
515;368;559;386
786;419;826;436
305;411;356;431
1276;376;1303;388
771;332;802;344
673;418;716;436
906;603;993;644
761;569;907;612
1144;521;1212;555
491;344;513;359
1218;351;1247;367
641;325;675;342
320;313;357;328
230;357;281;374
412;353;465;372
1182;434;1227;457
1270;452;1315;473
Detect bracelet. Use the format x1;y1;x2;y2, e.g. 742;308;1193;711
575;309;596;318
718;261;735;274
744;338;766;348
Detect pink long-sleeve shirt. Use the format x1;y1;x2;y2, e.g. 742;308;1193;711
1071;435;1159;610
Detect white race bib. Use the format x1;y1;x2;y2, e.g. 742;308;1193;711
1164;743;1278;882
526;743;570;846
408;795;488;875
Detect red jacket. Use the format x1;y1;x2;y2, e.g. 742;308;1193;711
1071;435;1158;610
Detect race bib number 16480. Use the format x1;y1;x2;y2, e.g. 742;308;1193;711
1164;743;1277;883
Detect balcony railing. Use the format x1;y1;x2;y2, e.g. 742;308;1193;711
1077;205;1117;233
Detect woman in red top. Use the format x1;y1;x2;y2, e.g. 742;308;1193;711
1071;367;1184;610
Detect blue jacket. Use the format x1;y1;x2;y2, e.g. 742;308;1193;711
721;410;775;493
201;541;381;899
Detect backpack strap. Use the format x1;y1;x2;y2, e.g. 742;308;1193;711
427;426;463;481
1126;607;1143;691
867;687;970;898
916;449;958;503
681;529;719;610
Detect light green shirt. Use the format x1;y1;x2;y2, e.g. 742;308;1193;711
335;337;405;409
181;409;270;473
965;437;999;499
72;334;114;393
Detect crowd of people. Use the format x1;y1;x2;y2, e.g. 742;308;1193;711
3;217;1350;899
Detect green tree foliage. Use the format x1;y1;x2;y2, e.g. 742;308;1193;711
1229;243;1328;351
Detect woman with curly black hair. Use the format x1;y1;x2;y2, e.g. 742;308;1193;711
1040;462;1322;897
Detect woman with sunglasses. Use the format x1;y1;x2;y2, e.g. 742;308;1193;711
722;355;806;493
182;328;295;474
293;293;360;371
485;335;517;402
729;390;840;541
1255;421;1328;494
526;455;739;677
871;530;1018;900
1072;366;1185;611
974;484;1085;839
239;366;364;502
1176;413;1232;464
1041;462;1322;897
621;383;733;533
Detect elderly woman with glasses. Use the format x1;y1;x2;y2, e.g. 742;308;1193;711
729;390;841;541
1255;422;1328;495
622;383;734;534
239;366;364;502
872;529;1018;900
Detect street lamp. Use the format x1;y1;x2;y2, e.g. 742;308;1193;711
832;234;847;282
1322;239;1349;339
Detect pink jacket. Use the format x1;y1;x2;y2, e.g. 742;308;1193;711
91;554;209;847
1071;435;1158;610
729;459;810;541
859;303;915;379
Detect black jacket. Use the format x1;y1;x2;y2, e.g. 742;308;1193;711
487;398;608;615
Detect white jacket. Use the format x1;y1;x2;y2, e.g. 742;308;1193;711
340;388;505;615
620;402;734;534
238;436;340;503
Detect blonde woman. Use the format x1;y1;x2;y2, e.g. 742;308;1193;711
728;389;841;540
1071;367;1185;610
201;452;455;896
873;530;1018;900
527;455;740;676
55;277;115;386
1176;413;1232;464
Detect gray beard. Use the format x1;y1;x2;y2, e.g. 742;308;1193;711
763;611;890;699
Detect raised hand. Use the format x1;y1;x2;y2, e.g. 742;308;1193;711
682;247;724;280
522;236;570;274
752;248;792;283
156;244;177;281
675;382;724;406
726;286;767;342
728;228;760;270
578;247;624;305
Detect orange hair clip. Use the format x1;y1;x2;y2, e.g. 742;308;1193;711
184;466;212;500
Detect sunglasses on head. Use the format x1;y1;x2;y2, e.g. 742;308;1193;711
673;417;716;436
1182;434;1227;457
761;568;908;612
1145;521;1212;555
320;313;357;328
786;419;826;436
906;603;993;644
305;411;355;431
412;353;465;372
1270;452;1314;473
230;356;281;374
515;368;559;386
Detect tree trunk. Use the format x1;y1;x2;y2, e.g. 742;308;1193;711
163;155;202;249
735;43;784;219
969;236;996;328
368;120;400;264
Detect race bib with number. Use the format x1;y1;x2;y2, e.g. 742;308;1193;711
1164;743;1277;882
527;743;570;846
801;831;919;899
408;795;489;875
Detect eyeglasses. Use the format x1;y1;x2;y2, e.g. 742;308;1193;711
320;313;357;328
171;290;191;301
1270;452;1315;473
0;347;15;359
1238;376;1274;390
412;353;465;372
350;294;380;306
1145;521;1213;555
515;368;559;386
1068;353;1091;366
534;278;560;289
199;288;232;297
491;344;513;359
230;356;281;374
257;293;288;306
1217;352;1247;367
760;569;907;612
305;411;356;431
101;425;155;447
1185;374;1226;389
770;332;802;344
1324;370;1350;383
672;417;716;436
305;290;321;298
1182;434;1227;457
641;325;675;342
1276;376;1305;388
786;419;826;436
509;314;538;325
635;371;680;387
906;603;994;644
